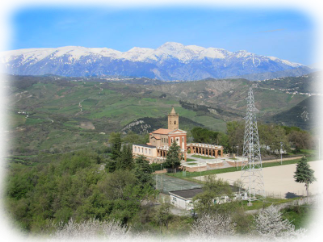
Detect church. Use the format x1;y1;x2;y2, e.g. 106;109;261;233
132;107;187;162
132;107;224;163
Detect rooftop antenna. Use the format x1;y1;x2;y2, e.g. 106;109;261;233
241;86;265;206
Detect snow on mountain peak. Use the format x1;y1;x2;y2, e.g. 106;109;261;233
235;50;252;58
1;42;304;68
158;42;185;50
268;56;302;67
122;47;155;61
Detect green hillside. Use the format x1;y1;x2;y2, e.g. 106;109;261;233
273;96;323;129
258;71;323;94
6;74;314;156
6;76;223;156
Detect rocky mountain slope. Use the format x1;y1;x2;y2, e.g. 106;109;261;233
1;42;313;81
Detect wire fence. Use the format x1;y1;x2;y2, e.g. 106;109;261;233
153;174;202;194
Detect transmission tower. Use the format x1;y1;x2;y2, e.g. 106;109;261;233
241;87;265;205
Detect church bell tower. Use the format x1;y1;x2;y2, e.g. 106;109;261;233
168;107;179;130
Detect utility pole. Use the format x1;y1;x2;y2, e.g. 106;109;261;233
280;142;283;165
241;87;265;206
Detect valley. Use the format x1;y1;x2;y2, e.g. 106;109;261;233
5;73;318;157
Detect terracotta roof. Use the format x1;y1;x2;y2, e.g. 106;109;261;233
133;144;156;148
169;129;187;134
152;128;172;135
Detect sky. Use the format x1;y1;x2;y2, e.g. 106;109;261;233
9;6;315;65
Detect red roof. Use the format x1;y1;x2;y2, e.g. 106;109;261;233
152;128;172;135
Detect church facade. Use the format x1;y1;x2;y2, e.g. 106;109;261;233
132;107;187;162
132;107;224;163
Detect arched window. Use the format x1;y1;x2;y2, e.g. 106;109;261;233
174;121;176;124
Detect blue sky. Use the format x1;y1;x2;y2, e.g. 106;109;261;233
10;6;314;65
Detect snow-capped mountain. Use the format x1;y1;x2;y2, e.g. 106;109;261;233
0;42;312;81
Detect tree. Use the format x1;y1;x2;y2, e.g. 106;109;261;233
164;141;181;172
294;157;316;196
226;121;244;154
191;127;219;144
117;144;134;170
258;123;290;156
254;205;306;239
189;213;234;238
193;176;233;215
52;218;130;240
288;130;313;153
110;132;122;161
134;155;153;187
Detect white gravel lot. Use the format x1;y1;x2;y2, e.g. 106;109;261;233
195;161;323;199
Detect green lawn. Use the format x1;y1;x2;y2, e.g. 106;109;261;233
186;158;196;162
191;155;214;160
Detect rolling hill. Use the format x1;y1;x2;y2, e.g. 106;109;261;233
258;71;323;94
272;96;323;130
5;73;318;156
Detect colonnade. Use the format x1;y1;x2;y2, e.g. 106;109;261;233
189;143;223;158
157;149;168;158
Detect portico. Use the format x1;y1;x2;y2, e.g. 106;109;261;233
188;143;223;158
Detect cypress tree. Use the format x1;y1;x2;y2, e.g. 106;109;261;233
110;132;122;161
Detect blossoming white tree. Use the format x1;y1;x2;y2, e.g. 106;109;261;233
49;219;149;242
189;213;235;239
255;205;306;240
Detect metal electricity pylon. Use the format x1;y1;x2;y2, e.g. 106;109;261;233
241;87;265;205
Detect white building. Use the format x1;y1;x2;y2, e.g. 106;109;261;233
169;188;203;210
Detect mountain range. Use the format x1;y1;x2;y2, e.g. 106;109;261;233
1;42;313;81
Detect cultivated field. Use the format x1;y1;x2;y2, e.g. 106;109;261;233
195;161;323;199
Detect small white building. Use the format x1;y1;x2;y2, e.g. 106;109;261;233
169;188;203;210
169;187;244;210
132;144;157;159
